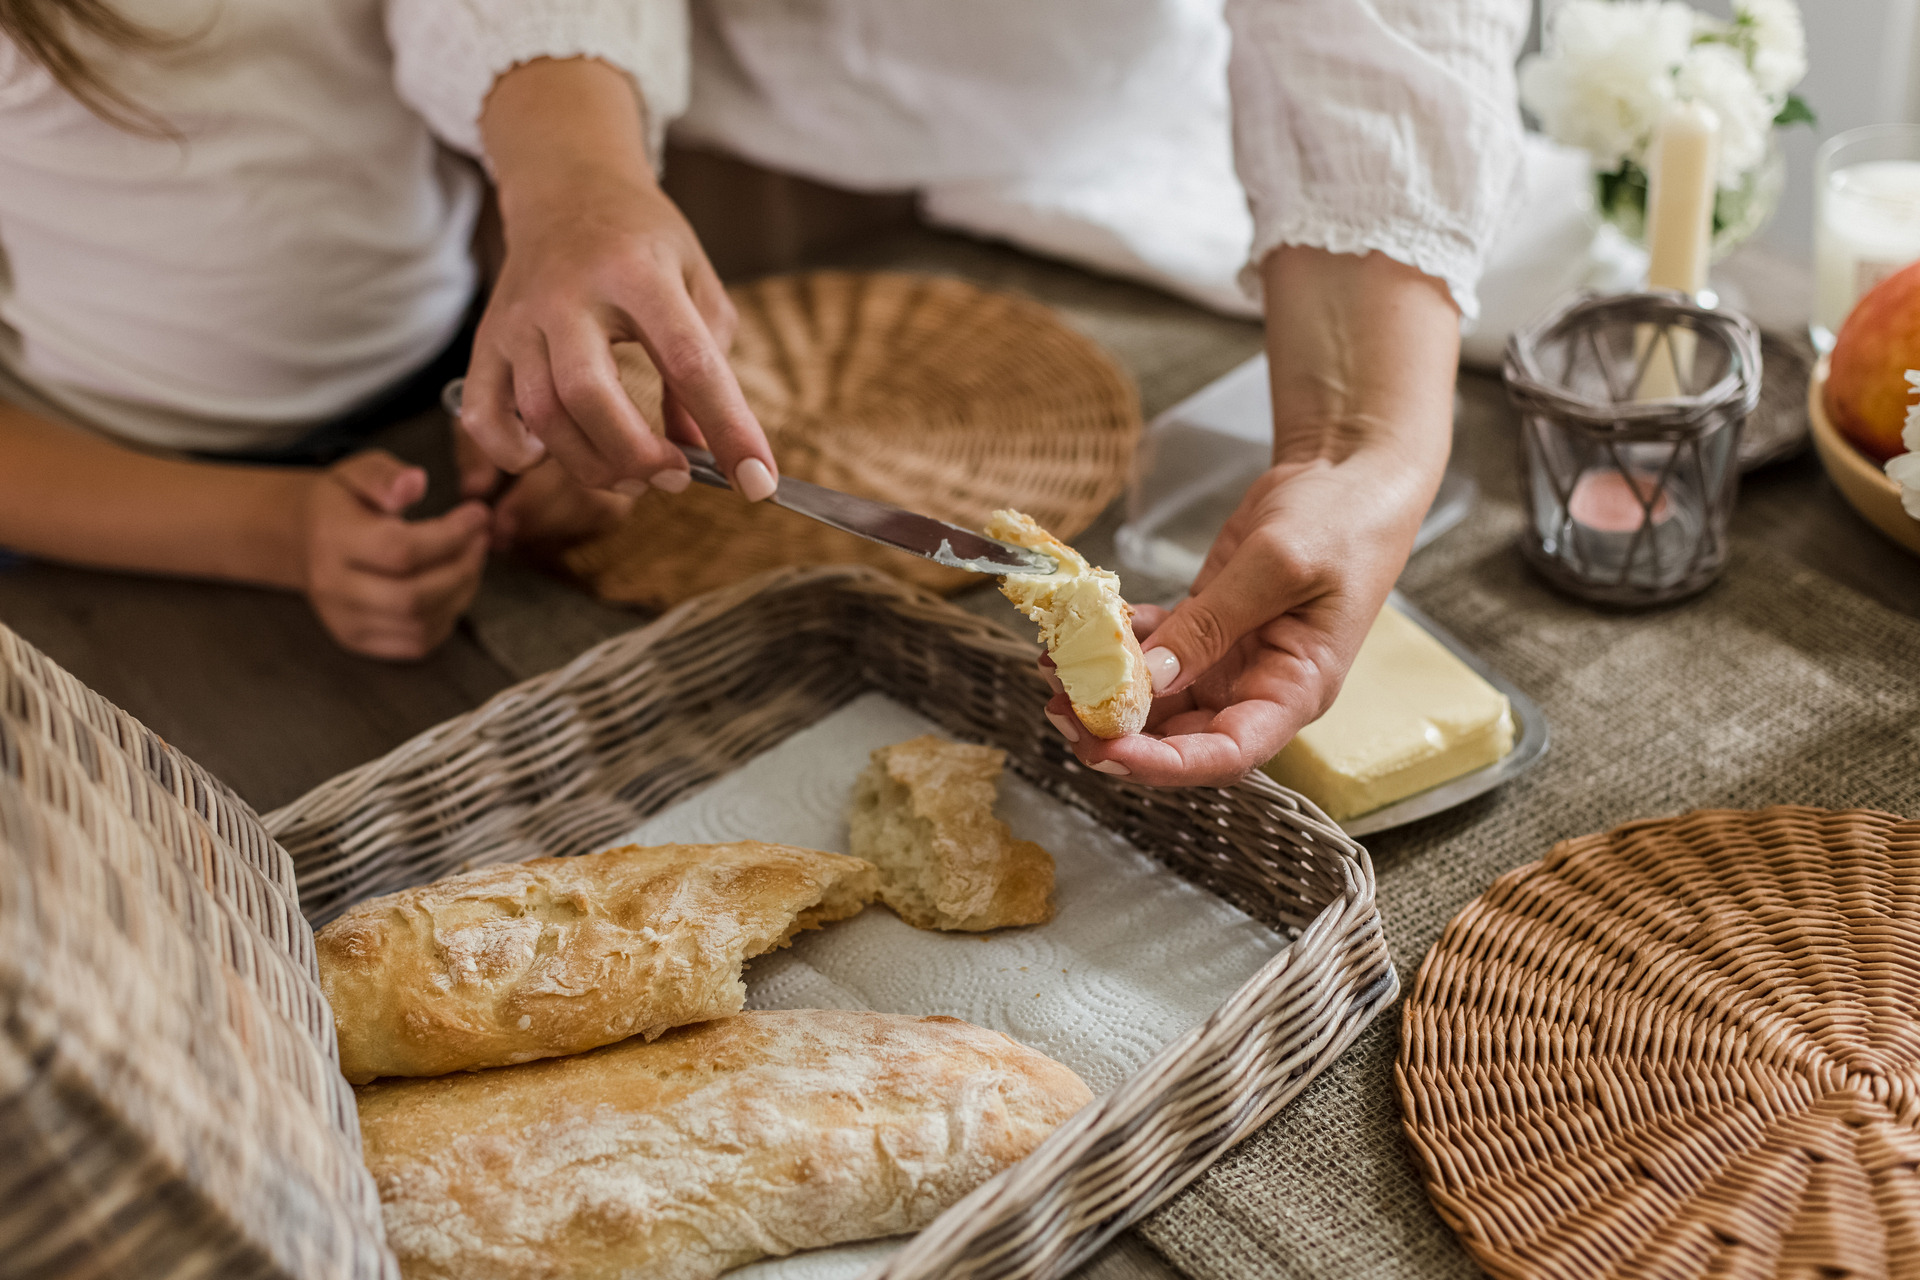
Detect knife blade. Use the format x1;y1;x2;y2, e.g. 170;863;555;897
440;378;1055;576
674;445;1057;576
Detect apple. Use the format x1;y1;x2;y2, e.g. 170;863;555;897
1825;259;1920;463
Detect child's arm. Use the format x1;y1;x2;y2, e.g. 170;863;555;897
0;401;492;660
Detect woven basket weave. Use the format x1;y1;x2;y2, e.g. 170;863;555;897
562;271;1141;609
0;627;391;1279
1397;805;1920;1280
266;564;1395;1280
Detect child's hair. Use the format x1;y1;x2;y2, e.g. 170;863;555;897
1;0;174;132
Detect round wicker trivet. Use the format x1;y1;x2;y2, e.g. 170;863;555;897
562;271;1141;609
1398;805;1920;1280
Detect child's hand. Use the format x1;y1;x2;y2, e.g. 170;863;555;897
301;451;491;661
455;428;632;553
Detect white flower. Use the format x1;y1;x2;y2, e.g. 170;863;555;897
1735;0;1808;99
1674;42;1775;187
1890;370;1920;520
1519;0;1696;169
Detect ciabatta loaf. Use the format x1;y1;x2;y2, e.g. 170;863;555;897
317;842;878;1083
987;510;1151;739
849;735;1054;930
358;1009;1091;1280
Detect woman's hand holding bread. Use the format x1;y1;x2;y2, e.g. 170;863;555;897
1043;248;1458;788
460;57;780;504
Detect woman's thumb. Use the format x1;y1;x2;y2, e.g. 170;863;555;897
1139;556;1302;697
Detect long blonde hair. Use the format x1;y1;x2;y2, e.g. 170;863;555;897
1;0;173;131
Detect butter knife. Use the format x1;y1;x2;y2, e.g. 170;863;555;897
441;377;1055;576
673;444;1056;576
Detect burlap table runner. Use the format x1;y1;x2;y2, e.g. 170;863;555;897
1132;476;1920;1280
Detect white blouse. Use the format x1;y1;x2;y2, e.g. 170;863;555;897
0;0;1524;453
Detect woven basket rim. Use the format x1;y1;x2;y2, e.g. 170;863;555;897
266;562;1393;1280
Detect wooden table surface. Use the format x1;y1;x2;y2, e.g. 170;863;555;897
2;222;1916;816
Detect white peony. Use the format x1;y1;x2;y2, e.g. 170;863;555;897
1888;370;1920;521
1674;42;1775;187
1735;0;1808;100
1519;0;1695;170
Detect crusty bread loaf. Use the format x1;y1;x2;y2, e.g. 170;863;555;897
987;510;1152;739
849;735;1055;931
358;1009;1091;1280
317;842;878;1083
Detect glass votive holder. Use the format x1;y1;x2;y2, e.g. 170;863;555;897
1503;291;1763;608
1814;123;1920;349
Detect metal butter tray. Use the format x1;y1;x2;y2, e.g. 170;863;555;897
1338;593;1550;838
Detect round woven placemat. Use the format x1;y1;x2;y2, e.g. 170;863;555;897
1398;805;1920;1280
562;271;1140;609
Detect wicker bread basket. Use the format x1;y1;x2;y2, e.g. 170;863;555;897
266;565;1396;1280
563;272;1142;609
1398;805;1920;1280
0;626;390;1279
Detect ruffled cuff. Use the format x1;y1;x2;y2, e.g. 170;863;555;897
386;0;690;170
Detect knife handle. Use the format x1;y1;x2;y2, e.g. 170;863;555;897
675;445;736;491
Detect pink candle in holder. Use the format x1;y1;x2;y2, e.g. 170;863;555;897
1567;469;1673;533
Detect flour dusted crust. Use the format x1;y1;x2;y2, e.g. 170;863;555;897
316;842;879;1083
357;1009;1092;1280
987;510;1152;739
849;735;1055;931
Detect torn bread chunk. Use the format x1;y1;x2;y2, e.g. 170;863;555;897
317;842;878;1082
357;1010;1092;1280
849;734;1055;931
986;509;1152;739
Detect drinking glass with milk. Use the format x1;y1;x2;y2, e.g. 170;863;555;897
1814;124;1920;348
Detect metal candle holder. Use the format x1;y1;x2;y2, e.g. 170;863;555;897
1503;291;1763;608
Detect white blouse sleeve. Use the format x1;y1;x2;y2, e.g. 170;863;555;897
384;0;691;168
1224;0;1529;320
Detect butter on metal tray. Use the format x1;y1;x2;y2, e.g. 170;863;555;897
1262;605;1514;822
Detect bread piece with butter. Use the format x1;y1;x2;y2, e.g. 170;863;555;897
358;1009;1092;1280
987;510;1152;739
316;842;878;1083
1263;605;1514;821
849;734;1055;931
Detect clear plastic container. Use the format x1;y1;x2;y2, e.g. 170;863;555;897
1114;356;1476;601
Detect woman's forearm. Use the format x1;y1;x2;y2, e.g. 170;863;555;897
1260;245;1458;517
0;402;311;588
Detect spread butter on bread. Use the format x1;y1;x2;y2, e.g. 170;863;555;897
357;1009;1092;1280
849;734;1055;931
987;509;1151;739
316;842;878;1083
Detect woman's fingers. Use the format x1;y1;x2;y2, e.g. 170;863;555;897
1075;698;1300;788
545;311;688;485
341;500;490;577
628;283;777;500
459;344;545;474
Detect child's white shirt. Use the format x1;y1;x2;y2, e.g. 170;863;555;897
0;0;687;453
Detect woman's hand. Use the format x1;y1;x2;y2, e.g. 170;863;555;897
1048;247;1460;787
461;57;778;502
1045;455;1426;785
300;452;491;661
454;426;632;552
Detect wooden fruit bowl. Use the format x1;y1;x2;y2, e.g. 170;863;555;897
1808;357;1920;557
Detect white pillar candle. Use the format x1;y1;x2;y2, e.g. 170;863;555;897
1645;102;1721;295
1639;102;1721;399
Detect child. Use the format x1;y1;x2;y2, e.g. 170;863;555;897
0;0;779;659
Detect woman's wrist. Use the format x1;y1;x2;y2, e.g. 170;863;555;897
481;57;655;233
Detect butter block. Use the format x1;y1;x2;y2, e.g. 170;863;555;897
1263;605;1514;821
